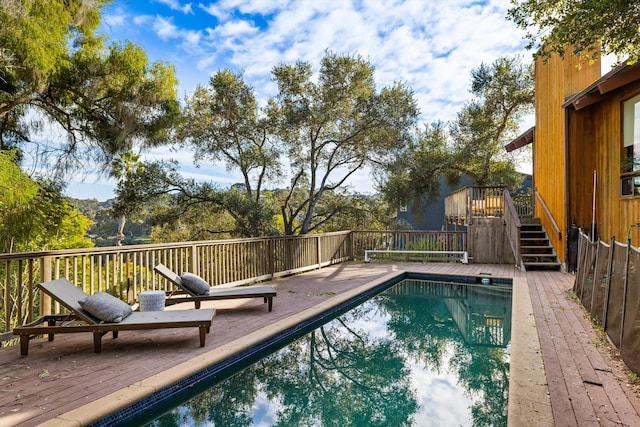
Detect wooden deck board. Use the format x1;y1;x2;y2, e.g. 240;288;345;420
1;262;639;426
528;271;581;426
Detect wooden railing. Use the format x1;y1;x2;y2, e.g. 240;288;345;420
535;191;562;241
503;190;522;268
512;194;533;218
444;186;470;224
444;186;506;224
351;230;467;261
0;230;468;342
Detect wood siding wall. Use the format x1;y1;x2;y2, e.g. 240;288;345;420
567;81;640;245
534;53;601;263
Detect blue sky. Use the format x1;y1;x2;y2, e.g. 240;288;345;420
69;0;534;200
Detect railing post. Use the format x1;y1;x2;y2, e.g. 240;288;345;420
41;255;52;316
191;243;198;277
316;235;322;267
621;238;631;349
602;236;616;327
269;238;275;280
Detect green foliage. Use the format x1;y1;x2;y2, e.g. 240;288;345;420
179;69;281;202
311;192;401;232
113;159;278;239
0;150;94;252
149;200;236;243
0;0;180;172
377;122;453;215
270;50;419;234
508;0;640;64
378;56;532;215
449;56;533;189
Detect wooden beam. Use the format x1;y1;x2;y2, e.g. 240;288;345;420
597;66;640;94
572;92;604;110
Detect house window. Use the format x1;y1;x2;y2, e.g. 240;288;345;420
621;93;640;196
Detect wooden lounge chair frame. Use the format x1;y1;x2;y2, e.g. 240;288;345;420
154;264;276;311
13;278;215;355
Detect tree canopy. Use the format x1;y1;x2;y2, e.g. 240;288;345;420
508;0;640;63
270;51;419;234
0;0;180;173
378;56;533;213
179;69;281;203
449;56;534;187
0;150;93;252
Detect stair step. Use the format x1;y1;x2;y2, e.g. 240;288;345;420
521;240;550;245
523;261;562;270
518;218;562;271
521;247;556;254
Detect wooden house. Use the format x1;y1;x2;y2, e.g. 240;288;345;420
522;51;640;268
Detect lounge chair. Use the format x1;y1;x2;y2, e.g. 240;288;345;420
13;278;216;355
154;264;276;311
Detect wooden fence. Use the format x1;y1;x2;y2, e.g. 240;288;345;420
0;230;467;342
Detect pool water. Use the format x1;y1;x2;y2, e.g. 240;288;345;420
140;278;512;427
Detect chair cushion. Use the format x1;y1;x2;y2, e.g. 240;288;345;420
78;292;133;323
180;272;211;295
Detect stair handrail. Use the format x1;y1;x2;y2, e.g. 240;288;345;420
535;191;562;241
503;189;522;268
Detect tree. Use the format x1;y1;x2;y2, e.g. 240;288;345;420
449;56;533;188
377;56;532;215
0;149;93;252
111;151;141;246
508;0;640;63
179;69;281;203
270;51;419;235
167;69;281;238
0;0;180;173
377;122;454;215
311;192;401;232
113;160;278;239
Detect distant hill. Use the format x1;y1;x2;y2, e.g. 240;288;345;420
67;197;152;246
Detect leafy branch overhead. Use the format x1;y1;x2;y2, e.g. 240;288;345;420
0;0;180;172
508;0;640;64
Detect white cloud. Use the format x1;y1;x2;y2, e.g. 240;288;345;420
153;16;181;40
154;0;193;14
102;11;125;27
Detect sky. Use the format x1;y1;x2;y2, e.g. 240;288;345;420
68;0;536;201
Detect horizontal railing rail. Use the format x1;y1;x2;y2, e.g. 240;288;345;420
0;229;467;342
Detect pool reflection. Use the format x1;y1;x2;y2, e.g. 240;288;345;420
146;279;512;427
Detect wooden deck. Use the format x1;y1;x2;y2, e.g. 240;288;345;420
0;262;639;426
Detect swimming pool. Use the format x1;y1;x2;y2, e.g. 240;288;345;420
121;275;512;426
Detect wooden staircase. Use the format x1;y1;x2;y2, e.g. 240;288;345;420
520;219;562;271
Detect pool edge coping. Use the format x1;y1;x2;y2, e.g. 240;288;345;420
39;271;553;426
507;276;554;427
